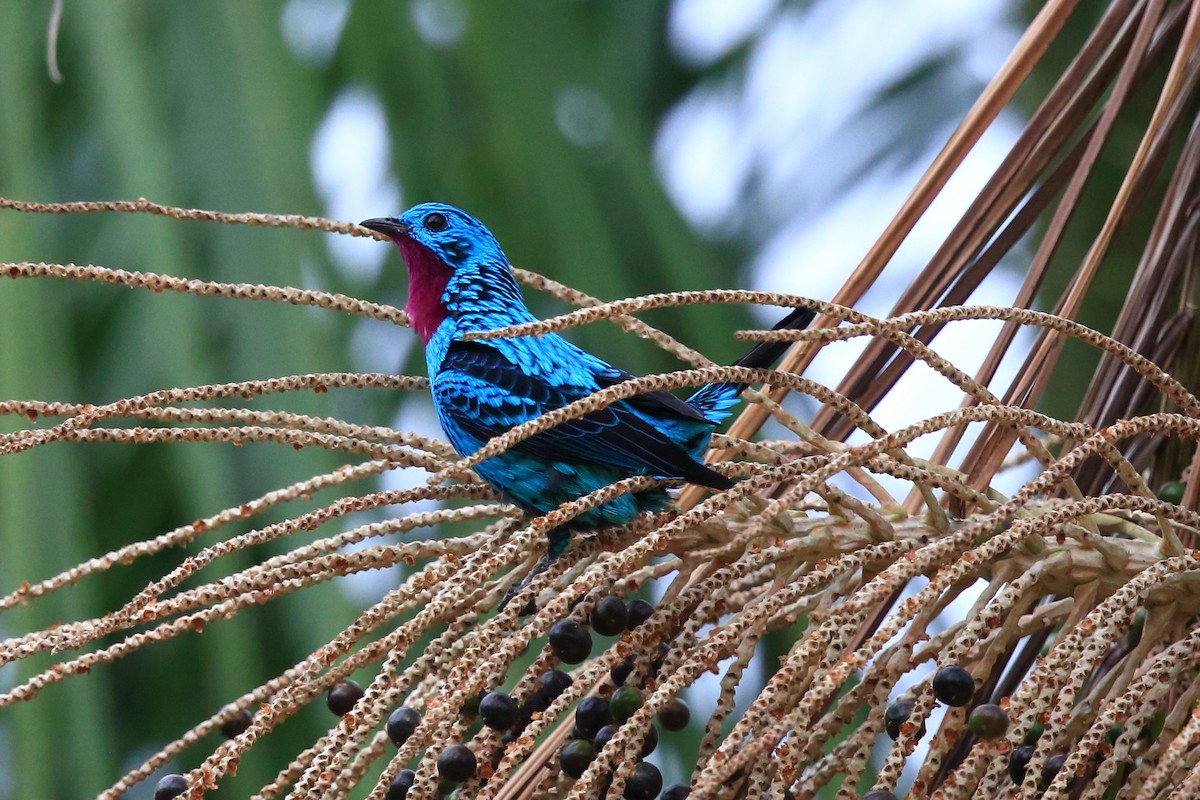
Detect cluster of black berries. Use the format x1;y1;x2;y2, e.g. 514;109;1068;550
478;666;577;760
168;596;678;800
556;690;687;800
323;679;480;798
881;664;1082;792
544;595;689;800
380;702;480;798
545;595;654;665
1006;720;1118;792
883;666;985;744
380;703;423;799
370;662;577;799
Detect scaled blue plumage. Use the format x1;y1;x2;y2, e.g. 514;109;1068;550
361;203;811;531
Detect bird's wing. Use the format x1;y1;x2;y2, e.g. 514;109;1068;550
436;340;733;489
685;306;815;421
592;366;715;425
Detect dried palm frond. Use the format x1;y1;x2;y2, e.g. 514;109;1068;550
2;1;1200;799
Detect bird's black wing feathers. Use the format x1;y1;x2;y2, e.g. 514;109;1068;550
592;367;714;426
439;340;733;489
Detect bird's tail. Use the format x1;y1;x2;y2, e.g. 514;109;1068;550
686;307;815;422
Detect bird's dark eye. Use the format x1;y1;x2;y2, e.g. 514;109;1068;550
423;212;448;232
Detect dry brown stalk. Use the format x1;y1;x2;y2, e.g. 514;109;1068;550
3;3;1200;799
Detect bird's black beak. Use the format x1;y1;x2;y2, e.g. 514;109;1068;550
360;217;408;238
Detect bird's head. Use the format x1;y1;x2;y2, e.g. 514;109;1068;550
360;202;506;272
360;203;511;343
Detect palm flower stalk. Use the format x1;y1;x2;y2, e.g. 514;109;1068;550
2;1;1200;799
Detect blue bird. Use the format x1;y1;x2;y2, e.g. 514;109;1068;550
361;203;811;542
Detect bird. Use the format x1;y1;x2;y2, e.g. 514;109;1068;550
361;203;812;550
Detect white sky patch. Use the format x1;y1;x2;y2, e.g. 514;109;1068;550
962;15;1023;83
654;83;756;235
281;0;350;65
310;86;403;283
744;0;1010;157
751;110;1028;305
658;0;1015;235
668;0;781;66
349;318;415;375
